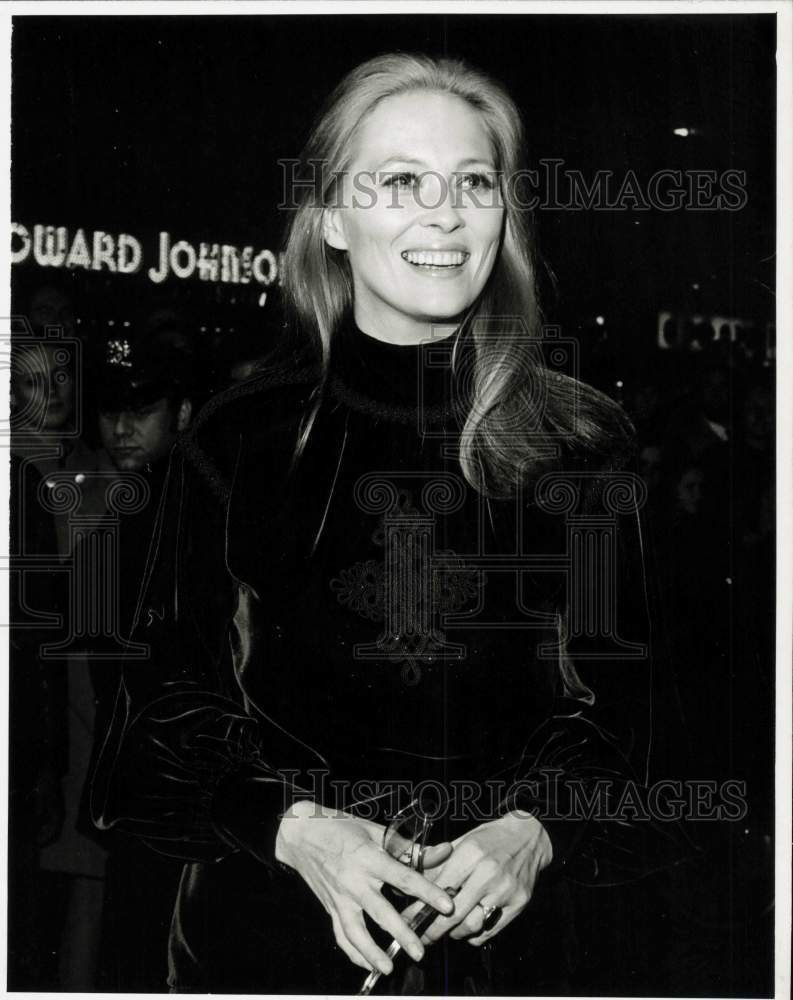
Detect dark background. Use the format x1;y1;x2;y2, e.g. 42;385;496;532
11;13;776;383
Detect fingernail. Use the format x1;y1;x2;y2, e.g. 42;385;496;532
442;886;458;910
409;944;424;962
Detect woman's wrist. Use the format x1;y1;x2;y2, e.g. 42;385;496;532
274;797;318;865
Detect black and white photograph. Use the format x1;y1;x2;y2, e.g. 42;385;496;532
3;3;790;996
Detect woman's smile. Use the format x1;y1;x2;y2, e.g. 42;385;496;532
400;247;470;271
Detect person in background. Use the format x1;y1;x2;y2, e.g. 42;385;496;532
90;314;198;991
10;282;115;556
10;281;112;989
38;312;199;992
7;457;67;989
96;317;194;477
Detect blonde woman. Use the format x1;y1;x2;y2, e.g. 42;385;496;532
94;53;657;994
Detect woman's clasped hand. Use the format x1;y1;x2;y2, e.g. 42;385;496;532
275;801;553;973
275;800;454;974
402;810;554;947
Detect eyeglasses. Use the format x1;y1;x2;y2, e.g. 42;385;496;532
359;799;456;996
382;797;433;876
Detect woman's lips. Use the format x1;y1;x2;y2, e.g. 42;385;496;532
401;250;469;268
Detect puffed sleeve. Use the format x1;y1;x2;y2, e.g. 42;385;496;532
90;382;316;866
501;465;691;884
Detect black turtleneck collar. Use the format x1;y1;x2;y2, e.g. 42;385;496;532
327;321;465;426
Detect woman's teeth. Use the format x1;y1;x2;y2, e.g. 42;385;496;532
401;250;468;267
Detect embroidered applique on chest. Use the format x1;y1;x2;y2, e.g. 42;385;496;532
329;481;480;684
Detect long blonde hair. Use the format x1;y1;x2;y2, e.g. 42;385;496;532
282;52;634;497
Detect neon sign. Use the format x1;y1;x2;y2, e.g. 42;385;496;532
11;222;280;287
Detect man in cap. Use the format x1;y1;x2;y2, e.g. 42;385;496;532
90;314;199;990
96;317;195;474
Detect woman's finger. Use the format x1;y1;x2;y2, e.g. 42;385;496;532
467;902;520;947
449;902;487;940
448;891;510;940
420;842;453;870
331;913;372;971
377;855;457;916
421;867;502;943
360;888;425;963
339;906;394;976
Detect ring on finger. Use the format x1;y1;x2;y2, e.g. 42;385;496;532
477;903;503;933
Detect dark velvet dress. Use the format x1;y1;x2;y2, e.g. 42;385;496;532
91;323;671;994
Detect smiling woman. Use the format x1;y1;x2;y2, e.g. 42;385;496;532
284;54;633;498
92;52;664;995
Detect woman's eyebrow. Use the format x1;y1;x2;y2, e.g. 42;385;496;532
456;157;497;170
373;155;497;171
373;156;426;171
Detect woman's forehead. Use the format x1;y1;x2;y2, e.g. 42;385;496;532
350;90;495;169
17;343;64;375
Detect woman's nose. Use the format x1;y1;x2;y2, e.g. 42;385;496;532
418;173;464;231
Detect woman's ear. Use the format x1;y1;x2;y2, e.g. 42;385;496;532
322;208;348;251
176;399;193;432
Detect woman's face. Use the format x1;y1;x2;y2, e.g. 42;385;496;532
12;343;74;431
324;90;504;344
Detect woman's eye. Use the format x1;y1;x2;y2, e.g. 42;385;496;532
382;172;419;190
456;172;494;191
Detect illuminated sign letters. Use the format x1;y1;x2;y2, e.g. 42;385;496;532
11;222;280;288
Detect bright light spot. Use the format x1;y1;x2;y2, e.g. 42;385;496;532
616;380;623;388
75;473;85;485
673;127;691;137
692;283;700;291
595;316;605;326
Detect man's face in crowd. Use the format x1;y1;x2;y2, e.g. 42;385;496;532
99;396;191;472
29;285;75;336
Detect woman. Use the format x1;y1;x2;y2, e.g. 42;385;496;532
93;53;664;994
10;299;117;990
